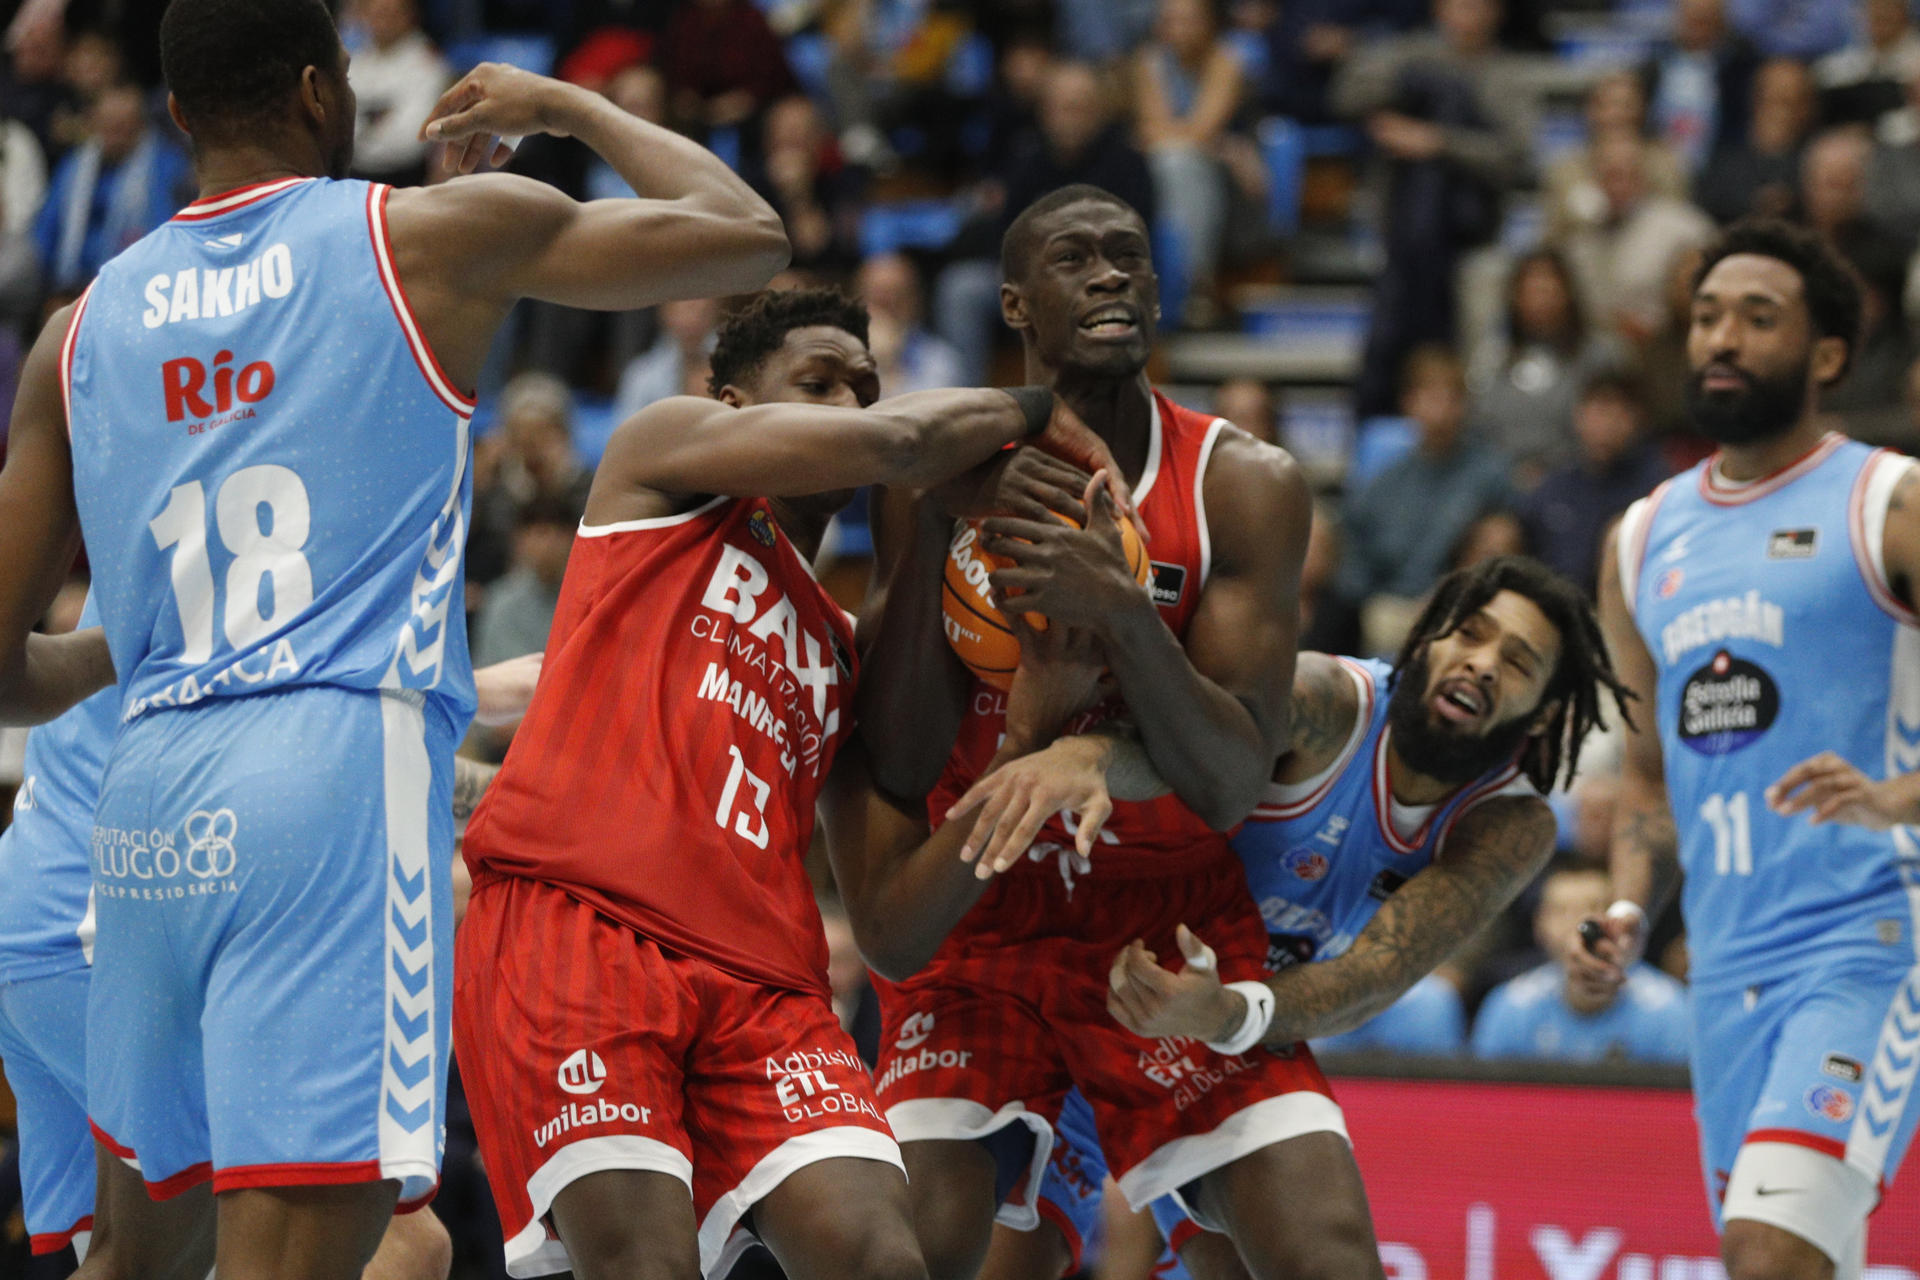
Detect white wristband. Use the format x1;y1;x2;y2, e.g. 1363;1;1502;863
1204;981;1275;1057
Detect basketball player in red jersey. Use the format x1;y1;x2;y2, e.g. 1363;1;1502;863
453;287;1127;1280
838;185;1387;1280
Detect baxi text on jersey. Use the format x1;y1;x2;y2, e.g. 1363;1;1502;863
1658;590;1784;665
141;243;294;328
163;350;275;430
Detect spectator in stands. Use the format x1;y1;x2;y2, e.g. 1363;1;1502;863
1557;131;1715;348
933;61;1155;385
1639;245;1709;448
1331;0;1536;417
1314;971;1467;1056
474;492;574;668
1213;376;1278;444
33;82;190;297
62;30;125;106
1519;372;1672;596
1543;70;1687;248
1865;71;1920;242
1815;0;1920;130
1472;865;1690;1064
468;373;592;592
1338;345;1512;635
821;0;976;170
856;251;964;395
1250;0;1426;124
2;1;82;162
1054;0;1157;64
1799;127;1912;424
1725;0;1852;62
346;0;450;188
1642;0;1758;176
1133;0;1247;328
584;65;668;202
613;296;721;422
1447;507;1528;569
754;93;861;276
1469;247;1625;481
0;108;46;320
1697;56;1818;224
659;0;797;141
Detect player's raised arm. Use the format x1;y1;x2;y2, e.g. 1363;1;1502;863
1106;795;1556;1045
0;307;114;725
981;433;1311;829
1574;522;1676;988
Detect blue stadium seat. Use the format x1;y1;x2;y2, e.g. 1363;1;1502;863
443;33;556;77
1347;416;1418;490
785;32;834;102
571;395;619;468
1151;221;1188;331
1258;117;1305;237
859;201;964;257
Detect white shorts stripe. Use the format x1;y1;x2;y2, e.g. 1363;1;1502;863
1845;962;1920;1182
503;1133;694;1278
1115;1090;1348;1213
697;1126;904;1280
378;692;438;1199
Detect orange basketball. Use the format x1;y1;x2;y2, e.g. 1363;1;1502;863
941;512;1151;690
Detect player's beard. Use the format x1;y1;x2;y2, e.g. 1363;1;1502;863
1384;651;1533;788
1685;358;1808;446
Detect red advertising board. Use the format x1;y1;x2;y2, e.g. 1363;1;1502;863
1333;1076;1920;1278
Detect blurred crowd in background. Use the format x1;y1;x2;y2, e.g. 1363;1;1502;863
2;0;1907;1271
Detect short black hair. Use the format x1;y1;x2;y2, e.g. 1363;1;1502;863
1392;555;1636;793
160;0;342;140
1693;218;1865;381
1000;184;1146;283
708;287;870;396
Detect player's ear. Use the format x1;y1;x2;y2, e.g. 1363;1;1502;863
1000;282;1030;333
716;385;746;409
299;65;328;127
166;93;191;139
1810;335;1848;387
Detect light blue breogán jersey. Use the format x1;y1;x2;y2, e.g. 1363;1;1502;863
61;177;475;726
1618;434;1920;995
0;595;113;983
1231;658;1536;970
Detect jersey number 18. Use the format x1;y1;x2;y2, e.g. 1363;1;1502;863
150;465;314;664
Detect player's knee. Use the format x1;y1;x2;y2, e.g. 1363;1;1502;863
840;1223;931;1280
1224;1197;1381;1280
404;1212;454;1280
910;1207;990;1280
564;1218;700;1280
1722;1222;1834;1280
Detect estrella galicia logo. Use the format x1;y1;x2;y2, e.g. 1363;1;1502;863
1266;932;1317;970
1148;562;1187;609
1283;846;1329;882
1679;650;1778;756
747;508;777;548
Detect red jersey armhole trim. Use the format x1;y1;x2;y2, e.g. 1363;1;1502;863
1435;763;1527;852
1624;479;1673;611
365;185;477;417
1252;657;1374;820
58;284;93;437
1848;449;1920;628
29;1215;94;1255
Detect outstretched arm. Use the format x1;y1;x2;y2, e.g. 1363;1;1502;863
982;434;1311;828
0;306;114;725
1106;795;1555;1045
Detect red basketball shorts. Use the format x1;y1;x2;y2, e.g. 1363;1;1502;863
870;855;1343;1224
455;873;901;1279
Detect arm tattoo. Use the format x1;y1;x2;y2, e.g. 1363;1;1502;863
1285;659;1355;761
1260;797;1556;1045
452;757;500;822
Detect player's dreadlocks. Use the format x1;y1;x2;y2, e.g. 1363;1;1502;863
708;288;870;396
1391;556;1635;793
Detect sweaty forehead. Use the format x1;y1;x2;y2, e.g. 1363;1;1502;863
775;326;874;370
1481;590;1561;669
1695;253;1805;307
1034;202;1149;251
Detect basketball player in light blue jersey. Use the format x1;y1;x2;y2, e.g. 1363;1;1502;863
0;627;537;1273
966;556;1628;1280
1577;219;1920;1280
0;0;789;1274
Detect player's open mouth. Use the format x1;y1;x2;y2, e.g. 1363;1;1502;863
1431;679;1487;725
1079;306;1139;338
1698;363;1750;393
